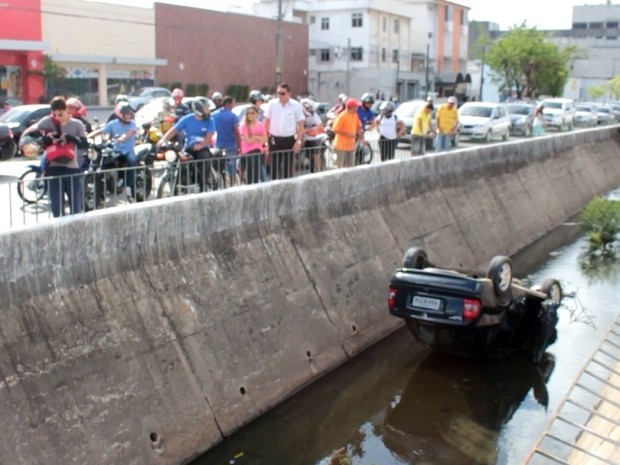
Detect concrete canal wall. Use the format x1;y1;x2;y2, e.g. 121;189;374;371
1;127;620;465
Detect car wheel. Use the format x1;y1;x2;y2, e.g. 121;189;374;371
502;129;510;141
403;246;430;269
487;256;513;303
540;279;562;306
484;131;492;143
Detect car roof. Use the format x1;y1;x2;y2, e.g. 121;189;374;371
0;104;50;122
460;101;502;107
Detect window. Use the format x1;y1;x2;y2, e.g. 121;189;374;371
382;17;387;32
394;19;400;33
460;9;467;26
445;5;452;22
321;17;329;30
350;47;363;61
352;13;362;28
382;48;386;62
392;49;399;63
573;22;587;29
309;49;316;56
320;48;331;61
309;15;315;24
607;22;619;29
590;22;604;29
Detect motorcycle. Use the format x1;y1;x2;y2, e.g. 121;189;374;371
156;142;225;198
318;126;373;167
83;139;155;211
0;122;17;161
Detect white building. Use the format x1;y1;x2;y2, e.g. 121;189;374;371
253;0;470;103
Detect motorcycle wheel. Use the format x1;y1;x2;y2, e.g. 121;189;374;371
134;168;153;202
84;173;105;211
357;143;373;165
156;175;177;199
17;168;47;204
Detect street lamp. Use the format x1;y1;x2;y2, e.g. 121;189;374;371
425;32;432;100
479;45;486;101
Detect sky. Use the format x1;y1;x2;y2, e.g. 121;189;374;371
92;0;612;30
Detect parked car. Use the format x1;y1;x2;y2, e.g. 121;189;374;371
591;103;617;125
608;102;620;122
127;87;172;111
540;97;575;131
0;104;50;145
574;103;598;127
457;101;511;142
394;99;428;144
387;247;562;362
506;102;535;136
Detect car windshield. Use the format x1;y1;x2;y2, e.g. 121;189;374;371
542;101;563;110
130;88;155;97
576;105;592;112
596;107;610;114
394;101;424;118
0;107;36;123
506;104;531;115
460;105;493;118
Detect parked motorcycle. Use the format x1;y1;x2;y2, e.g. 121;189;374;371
83;139;154;211
0;122;17;161
156;142;225;198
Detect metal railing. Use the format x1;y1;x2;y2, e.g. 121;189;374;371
0;137;444;230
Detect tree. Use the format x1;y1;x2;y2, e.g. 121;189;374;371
485;24;580;99
587;85;605;100
605;75;620;100
30;55;66;98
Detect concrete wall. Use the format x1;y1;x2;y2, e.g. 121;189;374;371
1;127;620;465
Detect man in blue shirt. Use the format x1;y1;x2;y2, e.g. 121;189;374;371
88;102;138;201
212;95;242;186
357;92;377;129
158;99;216;191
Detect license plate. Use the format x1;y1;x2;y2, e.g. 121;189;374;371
411;295;441;311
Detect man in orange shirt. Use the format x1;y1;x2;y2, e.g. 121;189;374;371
332;99;362;168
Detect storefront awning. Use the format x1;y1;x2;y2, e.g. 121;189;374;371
0;39;49;52
50;54;168;66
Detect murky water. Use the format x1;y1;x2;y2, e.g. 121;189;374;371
193;207;620;465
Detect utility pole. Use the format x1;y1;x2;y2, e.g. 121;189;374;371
424;42;430;99
274;0;283;89
479;45;486;101
346;37;351;96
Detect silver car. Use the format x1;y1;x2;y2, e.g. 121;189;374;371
458;102;511;142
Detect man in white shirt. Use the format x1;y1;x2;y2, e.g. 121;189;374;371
264;82;305;179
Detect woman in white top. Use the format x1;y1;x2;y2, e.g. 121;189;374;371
376;101;405;161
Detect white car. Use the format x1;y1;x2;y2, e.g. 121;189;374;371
457;102;511;142
540;98;575;131
574;104;598;127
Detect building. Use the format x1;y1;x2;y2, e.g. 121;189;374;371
253;0;470;103
0;0;47;104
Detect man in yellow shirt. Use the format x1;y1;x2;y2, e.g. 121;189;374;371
332;99;362;168
435;96;459;152
411;102;434;156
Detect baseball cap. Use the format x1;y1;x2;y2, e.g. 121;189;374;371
346;98;359;109
447;96;457;104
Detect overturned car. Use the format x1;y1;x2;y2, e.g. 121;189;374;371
387;247;562;363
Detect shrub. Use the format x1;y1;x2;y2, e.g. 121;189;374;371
581;196;620;250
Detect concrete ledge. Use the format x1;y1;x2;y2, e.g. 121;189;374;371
1;126;620;465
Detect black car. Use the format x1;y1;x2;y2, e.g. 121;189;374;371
0;104;50;146
388;247;562;362
506;102;535;137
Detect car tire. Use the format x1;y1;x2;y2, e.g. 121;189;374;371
540;279;562;306
403;246;429;269
487;256;513;303
502;129;510;141
484;131;492;143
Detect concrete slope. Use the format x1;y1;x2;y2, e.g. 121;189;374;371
1;127;619;465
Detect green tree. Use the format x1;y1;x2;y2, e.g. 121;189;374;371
605;75;620;100
581;196;620;251
485;24;580;99
29;55;65;98
587;85;605;100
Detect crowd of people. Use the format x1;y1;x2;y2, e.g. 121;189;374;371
17;83;469;218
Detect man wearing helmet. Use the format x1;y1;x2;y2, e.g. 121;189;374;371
88;102;139;202
171;88;190;120
107;94;129;122
157;99;216;191
357;93;376;129
66;97;93;133
300;98;325;173
211;92;224;111
248;90;266;121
